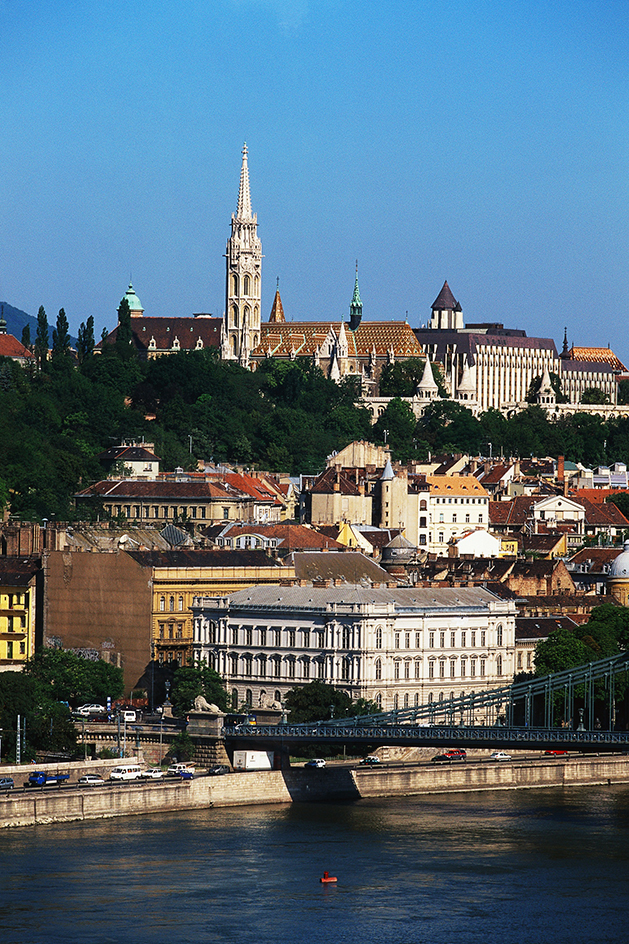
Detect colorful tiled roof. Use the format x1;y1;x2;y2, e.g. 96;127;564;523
565;346;626;371
427;475;489;497
255;320;421;359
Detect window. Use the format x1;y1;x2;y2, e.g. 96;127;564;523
452;514;457;524
178;596;184;612
394;661;400;680
404;661;410;679
245;627;253;646
317;631;324;648
517;652;522;669
317;659;325;679
7;641;13;659
471;631;476;647
230;654;238;674
272;656;281;679
260;628;267;647
243;655;252;677
245;689;253;706
231;626;238;645
481;631;486;647
496;624;503;646
428;661;435;679
450;660;456;678
342;626;351;649
302;658;310;679
439;513;444;523
259;655;267;678
420;517;427;528
287;658;295;679
429;631;435;648
303;630;310;648
415;632;421;648
159;596;165;612
527;651;532;668
438;532;444;544
419;534;427;546
471;659;476;678
176;624;183;639
461;631;466;647
465;514;470;523
375;626;383;649
415;660;421;679
223;507;230;519
169;596;175;612
450;631;456;648
20;641;25;655
274;629;281;648
341;658;350;680
288;630;296;648
439;660;445;679
461;658;467;678
439;631;445;648
480;658;486;678
496;655;502;676
405;633;410;649
375;659;382;680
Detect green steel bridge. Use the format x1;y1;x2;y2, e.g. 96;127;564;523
223;651;629;753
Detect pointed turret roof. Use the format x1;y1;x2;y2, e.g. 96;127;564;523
269;283;286;323
432;280;459;311
457;358;476;393
348;262;363;330
417;355;438;392
236;142;253;221
381;459;394;481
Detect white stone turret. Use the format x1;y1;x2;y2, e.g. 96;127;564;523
416;356;439;399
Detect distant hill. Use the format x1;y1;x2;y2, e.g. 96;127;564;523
0;302;77;347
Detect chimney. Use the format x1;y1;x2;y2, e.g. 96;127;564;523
557;455;565;484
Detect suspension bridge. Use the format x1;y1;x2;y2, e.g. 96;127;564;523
223;650;629;754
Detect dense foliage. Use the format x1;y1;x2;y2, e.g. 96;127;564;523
3;340;629;520
0;650;124;761
534;605;629;677
284;681;379;723
170;660;228;715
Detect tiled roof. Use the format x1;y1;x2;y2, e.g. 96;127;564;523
98;316;222;354
125;549;284;569
96;445;160;462
76;480;240;500
515;616;578;640
0;557;41;585
255;320;421;359
290;551;392;583
218;522;344;551
489;497;535;526
268;289;286;323
568;547;620;569
565;346;626;371
427;475;489;497
0;335;35;359
309;467;362;496
580;498;629;527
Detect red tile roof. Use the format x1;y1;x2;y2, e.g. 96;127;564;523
0;335;35;360
99;316;222;354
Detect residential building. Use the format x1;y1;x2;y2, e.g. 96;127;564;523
426;475;490;555
0;557;41;669
192;584;516;712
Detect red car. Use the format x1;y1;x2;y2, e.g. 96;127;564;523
544;750;568;756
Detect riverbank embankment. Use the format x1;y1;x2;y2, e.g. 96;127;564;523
2;753;629;828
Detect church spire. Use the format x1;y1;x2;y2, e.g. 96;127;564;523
349;261;363;330
269;278;286;323
236;142;253;221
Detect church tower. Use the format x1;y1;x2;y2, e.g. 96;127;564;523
224;143;262;366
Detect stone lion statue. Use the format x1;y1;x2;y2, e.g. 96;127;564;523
193;695;221;713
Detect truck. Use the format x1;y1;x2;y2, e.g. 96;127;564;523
232;750;275;771
25;771;70;788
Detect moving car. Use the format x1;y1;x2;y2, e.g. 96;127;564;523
544;750;569;756
489;751;512;762
360;756;381;765
431;751;466;764
167;763;196;776
0;777;14;790
304;758;326;769
207;764;231;776
140;768;164;780
77;774;105;786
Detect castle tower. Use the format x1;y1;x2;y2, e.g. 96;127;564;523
348;263;363;330
224;143;262;365
429;280;464;331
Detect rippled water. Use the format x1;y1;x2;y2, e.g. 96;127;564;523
2;786;628;944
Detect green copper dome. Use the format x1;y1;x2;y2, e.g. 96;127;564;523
120;282;143;313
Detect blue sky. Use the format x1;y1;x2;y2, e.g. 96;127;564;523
1;0;627;359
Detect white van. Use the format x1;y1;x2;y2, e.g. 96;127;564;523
110;764;143;782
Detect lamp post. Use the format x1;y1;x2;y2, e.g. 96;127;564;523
0;728;3;765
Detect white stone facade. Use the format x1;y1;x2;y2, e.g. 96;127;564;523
192;584;516;715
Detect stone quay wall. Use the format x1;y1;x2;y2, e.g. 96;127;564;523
2;754;629;829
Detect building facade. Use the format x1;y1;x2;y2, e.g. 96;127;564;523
192;584;516;713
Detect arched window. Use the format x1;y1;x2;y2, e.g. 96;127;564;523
178;596;184;612
375;658;382;680
394;661;400;680
245;689;253;706
420;499;427;511
231;688;238;709
243;274;250;295
342;626;351;649
496;623;503;646
376;692;382;708
232;304;239;328
274;690;281;704
393;694;399;709
403;692;409;709
159;596;165;612
231;274;239;296
169;596;175;612
497;655;503;676
375;626;383;649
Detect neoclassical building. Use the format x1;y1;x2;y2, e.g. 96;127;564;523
192;584;516;713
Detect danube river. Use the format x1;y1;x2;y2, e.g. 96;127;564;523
2;785;628;944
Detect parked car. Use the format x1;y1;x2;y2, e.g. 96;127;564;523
75;704;107;717
207;764;231;776
360;756;381;765
489;751;512;762
304;758;326;769
140;768;164;780
544;750;569;756
0;777;14;790
77;774;105;786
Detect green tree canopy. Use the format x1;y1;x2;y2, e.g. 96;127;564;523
24;648;124;706
170;660;228;714
581;387;610;405
35;305;50;370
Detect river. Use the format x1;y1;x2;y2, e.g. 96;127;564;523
2;785;628;944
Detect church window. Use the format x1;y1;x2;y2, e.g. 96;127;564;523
232;274;238;295
243;275;250;295
232;305;239;328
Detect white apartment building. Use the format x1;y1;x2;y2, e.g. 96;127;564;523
426;475;490;555
192;584;516;714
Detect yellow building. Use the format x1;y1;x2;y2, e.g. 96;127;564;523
125;549;296;667
0;559;40;669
